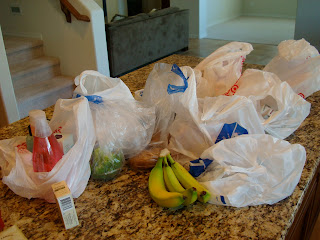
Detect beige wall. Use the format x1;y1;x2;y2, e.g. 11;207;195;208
0;0;109;125
0;0;109;76
243;0;297;18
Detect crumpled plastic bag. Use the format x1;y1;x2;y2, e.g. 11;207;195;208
0;97;96;202
141;63;198;142
194;42;253;98
73;70;156;158
197;134;306;207
169;95;265;159
264;39;320;98
233;69;311;139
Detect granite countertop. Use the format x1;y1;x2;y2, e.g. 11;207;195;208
0;54;319;240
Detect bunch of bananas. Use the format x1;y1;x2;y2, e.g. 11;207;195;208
148;149;211;209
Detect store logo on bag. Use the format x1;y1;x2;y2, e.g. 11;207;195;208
189;158;213;177
224;56;245;96
224;79;240;96
53;126;63;134
215;122;248;144
167;64;189;94
215;195;227;205
239;56;245;74
75;94;103;104
16;142;28;154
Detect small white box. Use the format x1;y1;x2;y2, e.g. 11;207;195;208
52;181;79;230
54;133;74;154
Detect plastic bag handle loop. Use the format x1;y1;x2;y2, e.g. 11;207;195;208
74;70;107;95
167;64;189;94
75;94;103;104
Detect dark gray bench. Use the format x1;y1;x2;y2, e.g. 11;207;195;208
106;7;189;77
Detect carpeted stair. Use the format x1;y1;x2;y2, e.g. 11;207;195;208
4;35;75;119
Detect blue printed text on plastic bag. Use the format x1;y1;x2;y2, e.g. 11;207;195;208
215;122;248;144
75;94;103;104
215;195;227;205
167;64;189;94
189;158;213;177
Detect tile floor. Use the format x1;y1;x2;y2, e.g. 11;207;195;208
177;37;320;240
206;16;296;45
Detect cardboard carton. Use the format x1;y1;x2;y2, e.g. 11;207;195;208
52;181;79;230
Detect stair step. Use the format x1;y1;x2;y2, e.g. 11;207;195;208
15;76;75;119
4;36;43;54
4;35;44;66
10;56;61;90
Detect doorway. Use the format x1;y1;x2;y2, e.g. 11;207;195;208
205;0;297;45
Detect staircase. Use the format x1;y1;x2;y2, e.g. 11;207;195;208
4;35;75;119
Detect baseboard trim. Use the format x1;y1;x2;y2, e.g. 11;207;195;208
189;34;199;39
242;13;296;19
3;31;43;40
206;14;242;29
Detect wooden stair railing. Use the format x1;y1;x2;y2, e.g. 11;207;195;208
60;0;90;23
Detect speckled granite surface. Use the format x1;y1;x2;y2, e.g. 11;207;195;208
0;54;319;240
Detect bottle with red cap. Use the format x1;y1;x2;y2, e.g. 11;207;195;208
29;110;64;172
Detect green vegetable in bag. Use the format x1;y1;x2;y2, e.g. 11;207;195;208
90;147;124;181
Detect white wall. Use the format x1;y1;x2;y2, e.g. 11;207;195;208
204;0;242;27
171;0;242;38
198;0;207;39
0;0;109;77
295;0;320;50
171;0;200;38
0;26;19;126
243;0;297;18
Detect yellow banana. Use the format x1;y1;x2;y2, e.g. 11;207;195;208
163;157;185;193
167;154;211;203
148;157;185;208
182;187;198;206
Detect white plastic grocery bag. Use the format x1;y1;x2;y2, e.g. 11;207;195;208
169;95;265;159
200;95;265;139
234;69;311;139
141;63;198;142
0;97;96;202
73;70;156;158
197;134;306;207
194;42;253;98
74;70;134;101
264;39;320;98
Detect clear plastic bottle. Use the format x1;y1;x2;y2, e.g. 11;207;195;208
29;110;64;172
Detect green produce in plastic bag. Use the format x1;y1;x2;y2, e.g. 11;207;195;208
90;147;124;181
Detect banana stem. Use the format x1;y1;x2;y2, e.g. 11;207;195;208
163;157;169;167
156;157;164;168
166;154;175;165
200;191;206;196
